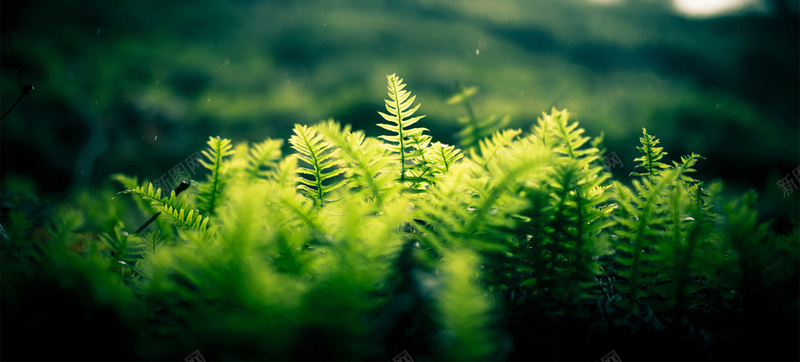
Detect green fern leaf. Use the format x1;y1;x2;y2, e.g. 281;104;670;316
470;128;522;168
426;142;463;176
612;169;679;309
117;181;213;236
673;152;705;183
197;136;235;215
271;154;299;188
377;74;429;184
631;128;670;180
404;129;434;184
317;120;393;204
246;138;283;180
99;224;145;266
289;123;346;207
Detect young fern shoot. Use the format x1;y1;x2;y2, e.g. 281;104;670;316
377;74;429;185
289;123;345;207
197;136;235;215
631;128;669;181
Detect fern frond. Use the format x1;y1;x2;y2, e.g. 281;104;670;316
631;128;669;180
377;74;429;184
197;136;235;215
656;177;711;316
271;155;299;188
111;174;157;219
289;123;345;207
141;231;166;257
470;128;522;169
530;108;598;165
673;152;705;183
612;169;680;309
548;108;595;160
426;142;463;177
159;201;213;235
513;150;612;307
99;223;148;267
419;142;550;254
317;120;393;204
117;181;213;236
246;138;283;180
115;181;164;204
265;181;322;235
404;129;434;184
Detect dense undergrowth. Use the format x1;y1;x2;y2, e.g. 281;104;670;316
1;74;798;361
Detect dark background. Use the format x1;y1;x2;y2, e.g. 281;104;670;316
2;0;798;227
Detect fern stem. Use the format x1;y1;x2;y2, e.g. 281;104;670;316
134;181;190;234
208;145;224;214
386;76;407;182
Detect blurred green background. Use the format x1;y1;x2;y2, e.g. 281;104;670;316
1;0;798;226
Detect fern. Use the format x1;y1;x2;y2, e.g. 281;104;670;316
470;128;522;169
419;139;550;255
611;130;708;313
141;231;165;256
631;128;669;180
289;123;346;207
513;109;613;308
404;128;434;184
111;174;154;218
197;136;235;215
435;250;499;360
12;72;800;362
377;74;429;184
117;181;213;236
272;154;299;187
99;224;167;281
316;120;392;204
426;141;463;177
611;170;678;310
245;138;283;180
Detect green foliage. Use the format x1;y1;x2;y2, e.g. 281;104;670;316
631;128;670;180
316;121;393;204
3;73;797;361
377;74;430;185
196;136;236;215
511;109;612;310
435;250;499;360
116;182;213;237
245;138;283;180
289;122;346;207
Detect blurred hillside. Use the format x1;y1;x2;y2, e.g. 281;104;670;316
1;0;798;226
